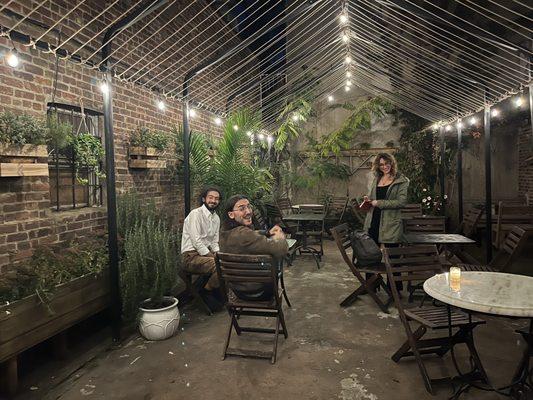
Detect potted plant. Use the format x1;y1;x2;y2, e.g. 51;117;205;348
128;127;169;169
0;111;49;177
120;214;180;340
69;132;105;184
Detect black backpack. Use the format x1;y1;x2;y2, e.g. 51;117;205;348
350;230;382;266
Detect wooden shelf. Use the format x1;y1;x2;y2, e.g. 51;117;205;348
129;159;166;169
0;144;49;177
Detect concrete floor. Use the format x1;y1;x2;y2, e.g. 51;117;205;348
15;241;531;400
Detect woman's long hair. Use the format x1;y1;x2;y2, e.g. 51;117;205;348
371;152;398;178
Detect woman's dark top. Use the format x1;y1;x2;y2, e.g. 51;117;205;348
368;184;390;244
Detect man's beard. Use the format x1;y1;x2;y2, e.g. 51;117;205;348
205;202;218;212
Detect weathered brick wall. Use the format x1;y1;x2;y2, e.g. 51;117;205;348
0;1;255;269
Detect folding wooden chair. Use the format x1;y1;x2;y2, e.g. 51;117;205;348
448;208;483;264
177;269;214;316
492;202;533;249
330;224;393;313
383;245;486;395
401;203;423;218
404;216;446;234
215;253;288;364
457;226;530;273
327;196;349;224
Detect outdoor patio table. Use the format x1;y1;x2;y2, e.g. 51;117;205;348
291;203;324;210
283;213;325;268
404;233;475;260
424;272;533;399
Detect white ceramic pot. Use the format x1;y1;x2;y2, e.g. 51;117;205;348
138;296;180;341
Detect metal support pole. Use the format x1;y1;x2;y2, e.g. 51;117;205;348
182;93;191;215
529;82;533;143
457;121;463;223
439;126;446;216
102;69;121;341
484;104;492;262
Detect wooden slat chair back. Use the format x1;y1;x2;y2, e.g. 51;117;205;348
492;202;533;248
404;216;446;234
458;226;530;273
215;253;288;364
383;245;486;394
459;208;483;238
327;196;349;223
275;197;293;214
330;224;392;313
253;208;268;231
401;203;422;218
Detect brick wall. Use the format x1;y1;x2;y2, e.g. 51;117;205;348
0;1;256;270
518;123;533;197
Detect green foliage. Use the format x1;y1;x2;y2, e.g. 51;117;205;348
46;113;73;150
179;109;273;203
313;97;393;156
274;98;313;151
70;133;105;184
0;111;48;146
0;237;108;311
120;218;179;321
117;191;158;239
131;126;170;151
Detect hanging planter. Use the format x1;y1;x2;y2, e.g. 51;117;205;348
128;146;166;169
0;144;49;177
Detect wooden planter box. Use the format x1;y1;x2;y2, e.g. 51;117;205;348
0;270;110;396
0;144;49;177
128;146;166;169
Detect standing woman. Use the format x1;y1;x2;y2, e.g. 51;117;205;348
363;152;409;246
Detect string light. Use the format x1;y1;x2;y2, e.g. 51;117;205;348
258;133;264;140
491;108;499;118
445;125;452;132
345;55;352;64
456;121;463;129
431;123;439;130
469;117;477;125
157;100;165;111
214;117;222;125
6;50;19;68
346;80;352;86
233;125;239;131
189;108;197;118
291;113;299;122
327;95;334;102
267;136;273;143
99;81;109;94
339;13;348;24
514;97;523;107
346;71;352;78
246;130;252;136
341;32;349;43
344;86;350;92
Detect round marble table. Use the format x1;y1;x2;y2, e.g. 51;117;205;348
423;271;533;317
424;271;533;398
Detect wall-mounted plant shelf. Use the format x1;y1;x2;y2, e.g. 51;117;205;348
128;146;166;169
0;145;49;177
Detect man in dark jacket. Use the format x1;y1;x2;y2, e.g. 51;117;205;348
219;195;288;300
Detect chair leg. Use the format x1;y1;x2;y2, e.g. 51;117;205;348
392;325;427;362
231;313;242;335
411;336;435;394
280;276;291;308
222;313;234;360
278;307;289;339
272;314;280;364
364;276;390;313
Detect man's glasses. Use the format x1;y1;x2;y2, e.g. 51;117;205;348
233;204;253;212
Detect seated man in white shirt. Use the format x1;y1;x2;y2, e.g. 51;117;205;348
181;186;221;293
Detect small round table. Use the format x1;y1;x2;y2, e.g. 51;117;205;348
424;272;533;398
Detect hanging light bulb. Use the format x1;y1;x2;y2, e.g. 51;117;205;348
327;95;334;102
246;130;252;137
491;108;499;118
345;86;350;92
291;113;299;122
456;121;463;129
157;100;165;111
469;117;477;125
514;97;523;107
258;133;265;140
345;55;352;64
445;125;452;132
6;50;19;68
189;108;197;118
431;123;439;130
346;80;352;86
346;71;352;78
267;136;273;144
214;117;222;125
99;81;109;94
341;32;349;43
339;12;348;24
233;124;239;131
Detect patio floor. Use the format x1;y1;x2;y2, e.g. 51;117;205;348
16;240;530;400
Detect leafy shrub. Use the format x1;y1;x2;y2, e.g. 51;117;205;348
0;111;48;146
70;132;105;183
117;191;158;238
130;127;169;151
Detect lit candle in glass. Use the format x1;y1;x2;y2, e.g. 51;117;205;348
449;266;461;292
